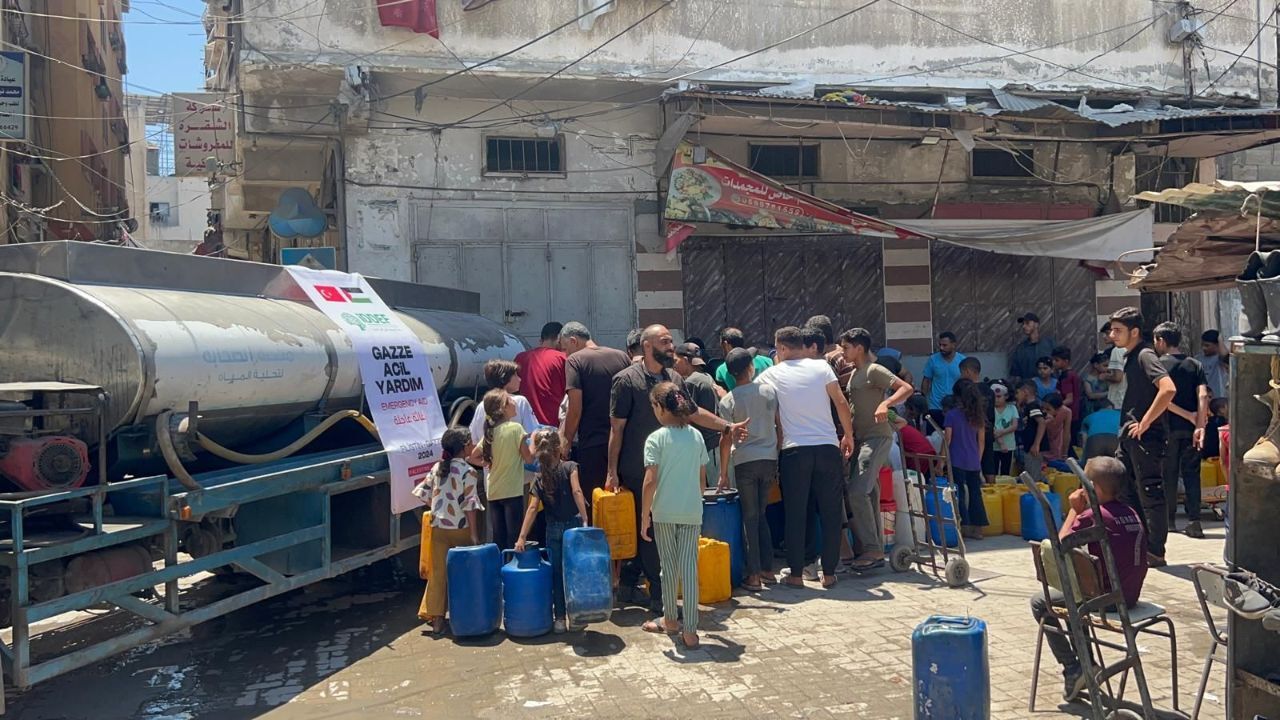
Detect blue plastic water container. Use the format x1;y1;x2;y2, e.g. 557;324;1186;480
701;489;745;586
562;526;613;626
501;547;553;637
446;543;501;637
923;479;960;548
1020;491;1063;542
912;615;990;720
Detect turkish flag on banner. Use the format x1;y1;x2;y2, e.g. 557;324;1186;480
377;0;440;38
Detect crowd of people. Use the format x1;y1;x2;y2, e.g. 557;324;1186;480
413;308;1231;653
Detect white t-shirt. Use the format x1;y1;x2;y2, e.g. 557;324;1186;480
1107;347;1128;411
757;358;839;450
469;393;541;444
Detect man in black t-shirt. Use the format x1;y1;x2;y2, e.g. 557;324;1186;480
1107;308;1176;566
1152;322;1210;540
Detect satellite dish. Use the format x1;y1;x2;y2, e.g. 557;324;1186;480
268;187;327;239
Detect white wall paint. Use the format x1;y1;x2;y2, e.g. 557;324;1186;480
143;176;210;253
238;0;1270;99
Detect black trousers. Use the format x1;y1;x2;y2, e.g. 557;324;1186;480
1164;433;1202;523
489;496;525;550
780;444;844;576
573;444;609;525
1117;429;1168;558
618;473;663;609
1030;588;1080;672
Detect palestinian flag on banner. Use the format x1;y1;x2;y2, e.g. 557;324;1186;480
342;287;372;304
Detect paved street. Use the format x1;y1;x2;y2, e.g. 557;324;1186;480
8;521;1228;720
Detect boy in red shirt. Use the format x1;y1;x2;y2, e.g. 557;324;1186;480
1030;456;1148;702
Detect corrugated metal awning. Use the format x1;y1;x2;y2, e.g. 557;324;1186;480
1135;180;1280;217
1130;212;1280;292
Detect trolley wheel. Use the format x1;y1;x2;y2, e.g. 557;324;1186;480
944;557;969;587
889;545;914;573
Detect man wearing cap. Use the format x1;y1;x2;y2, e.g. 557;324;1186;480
1010;312;1057;385
675;341;727;486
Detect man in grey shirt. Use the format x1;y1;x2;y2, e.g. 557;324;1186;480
717;348;782;590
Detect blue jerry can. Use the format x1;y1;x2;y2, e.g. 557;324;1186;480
701;489;745;587
1020;491;1063;542
923;479;960;548
501;547;553;637
446;543;501;637
562;526;612;626
912;615;990;720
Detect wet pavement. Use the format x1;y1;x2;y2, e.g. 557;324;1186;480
6;522;1229;719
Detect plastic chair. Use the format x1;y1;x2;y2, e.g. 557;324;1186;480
1190;564;1229;720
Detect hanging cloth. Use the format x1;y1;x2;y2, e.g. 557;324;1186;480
578;0;615;30
377;0;440;38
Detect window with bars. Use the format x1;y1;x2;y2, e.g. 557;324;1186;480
484;136;565;176
748;144;820;178
971;147;1036;178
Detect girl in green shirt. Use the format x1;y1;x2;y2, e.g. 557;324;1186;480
469;389;534;550
640;381;708;649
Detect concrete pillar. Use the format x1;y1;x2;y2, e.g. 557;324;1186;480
882;238;934;354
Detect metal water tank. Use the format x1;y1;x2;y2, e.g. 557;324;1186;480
0;242;524;455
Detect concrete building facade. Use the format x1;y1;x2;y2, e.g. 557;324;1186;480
2;0;132;243
209;0;1279;352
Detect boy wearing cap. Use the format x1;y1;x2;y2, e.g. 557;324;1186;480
1010;312;1057;385
675;342;725;486
991;383;1018;475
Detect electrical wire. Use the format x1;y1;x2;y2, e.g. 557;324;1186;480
239;0;627;111
884;0;1169;91
447;0;677;128
1032;15;1168;88
1196;4;1280;95
2;0;426;25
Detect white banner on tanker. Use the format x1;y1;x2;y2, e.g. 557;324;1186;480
171;93;234;177
285;267;446;514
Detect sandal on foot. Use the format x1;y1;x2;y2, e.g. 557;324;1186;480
821;576;838;588
852;558;886;572
642;619;678;635
682;632;700;649
782;577;806;588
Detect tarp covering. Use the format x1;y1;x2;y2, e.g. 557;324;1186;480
896;210;1155;261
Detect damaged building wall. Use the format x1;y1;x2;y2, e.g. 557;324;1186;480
237;0;1270;100
695;135;1129;216
341;96;661;348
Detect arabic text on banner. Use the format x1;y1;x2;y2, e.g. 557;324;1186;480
286;267;446;514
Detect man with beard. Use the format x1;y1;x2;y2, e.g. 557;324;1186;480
608;325;749;613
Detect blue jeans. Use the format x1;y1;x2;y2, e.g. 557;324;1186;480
545;516;582;620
